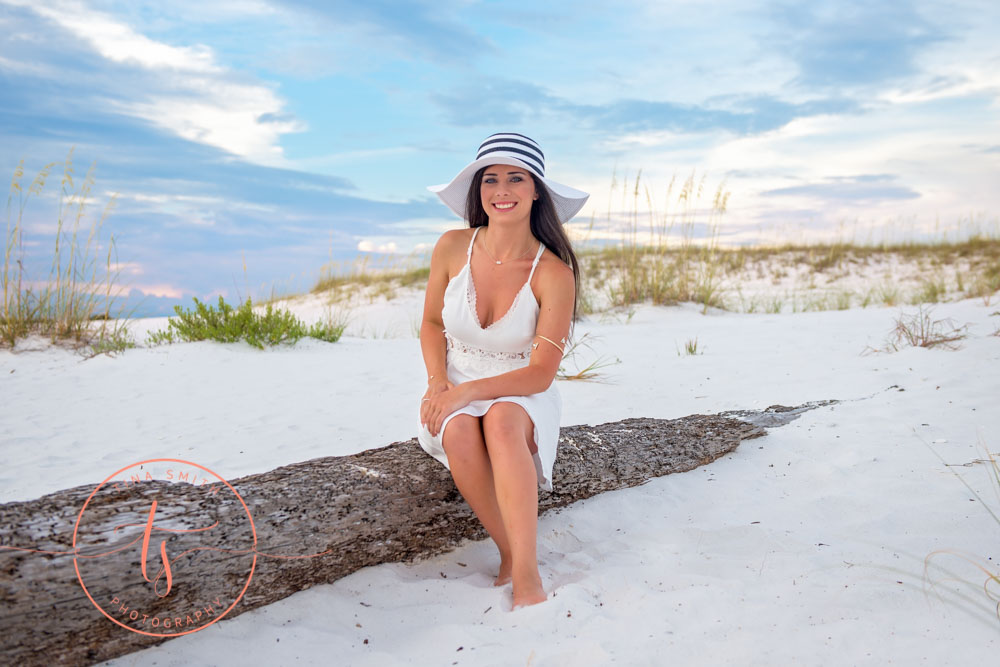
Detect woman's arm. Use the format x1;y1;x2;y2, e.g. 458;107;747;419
419;231;459;383
419;231;465;429
423;255;574;436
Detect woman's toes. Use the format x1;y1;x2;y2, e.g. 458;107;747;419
511;572;546;608
511;588;547;609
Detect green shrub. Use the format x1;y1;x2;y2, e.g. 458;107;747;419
87;325;136;356
307;314;349;343
147;296;344;349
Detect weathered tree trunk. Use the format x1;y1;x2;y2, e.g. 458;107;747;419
0;409;791;666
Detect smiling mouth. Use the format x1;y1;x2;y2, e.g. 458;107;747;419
493;202;517;210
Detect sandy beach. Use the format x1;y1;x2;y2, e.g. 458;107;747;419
3;290;999;665
4;1;1000;664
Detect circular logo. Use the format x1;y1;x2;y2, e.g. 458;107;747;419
72;459;257;637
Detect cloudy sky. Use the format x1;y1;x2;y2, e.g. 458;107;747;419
2;0;998;315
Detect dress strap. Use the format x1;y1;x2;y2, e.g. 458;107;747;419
466;227;481;263
526;242;545;284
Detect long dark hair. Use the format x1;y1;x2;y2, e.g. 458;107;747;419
464;165;582;328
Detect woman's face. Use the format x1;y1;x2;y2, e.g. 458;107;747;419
480;164;537;223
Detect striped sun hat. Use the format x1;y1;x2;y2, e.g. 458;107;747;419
428;133;589;223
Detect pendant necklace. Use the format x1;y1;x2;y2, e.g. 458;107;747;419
481;228;536;265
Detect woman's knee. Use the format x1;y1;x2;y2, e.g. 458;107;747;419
441;414;485;458
482;403;536;453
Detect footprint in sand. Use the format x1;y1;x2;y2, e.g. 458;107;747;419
543;529;585;554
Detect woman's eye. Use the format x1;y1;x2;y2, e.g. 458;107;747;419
484;177;497;184
511;176;522;182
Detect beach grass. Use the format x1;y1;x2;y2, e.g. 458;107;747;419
566;170;999;315
2;151;134;354
886;305;969;351
863;305;970;354
556;331;620;381
147;295;347;349
581;236;999;314
575;170;730;315
922;434;1000;624
678;337;700;356
572;227;999;316
309;252;431;307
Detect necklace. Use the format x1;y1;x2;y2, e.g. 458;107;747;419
481;228;536;265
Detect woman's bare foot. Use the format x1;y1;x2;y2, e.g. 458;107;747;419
493;554;512;586
511;569;546;608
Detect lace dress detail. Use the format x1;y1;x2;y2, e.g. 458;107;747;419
445;330;530;377
417;226;562;492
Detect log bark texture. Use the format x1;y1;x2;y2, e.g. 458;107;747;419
0;411;773;666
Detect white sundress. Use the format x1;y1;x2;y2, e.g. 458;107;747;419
416;226;561;491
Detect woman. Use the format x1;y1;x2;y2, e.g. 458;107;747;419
417;132;588;609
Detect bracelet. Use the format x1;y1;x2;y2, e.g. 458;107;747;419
532;334;566;355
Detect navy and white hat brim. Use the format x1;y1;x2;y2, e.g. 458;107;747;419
427;140;589;224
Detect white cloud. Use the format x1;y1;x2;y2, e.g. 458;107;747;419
113;93;298;165
109;261;144;276
293;146;418;170
357;240;399;254
21;0;219;72
6;0;302;164
700;102;1000;235
879;64;1000;106
113;189;275;213
555;88;1000;246
129;282;186;299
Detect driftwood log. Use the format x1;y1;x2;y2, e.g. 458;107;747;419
0;406;821;666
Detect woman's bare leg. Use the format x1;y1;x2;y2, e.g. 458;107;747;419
441;414;513;585
481;403;547;608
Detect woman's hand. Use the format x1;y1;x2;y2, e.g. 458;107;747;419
420;378;453;432
421;380;472;437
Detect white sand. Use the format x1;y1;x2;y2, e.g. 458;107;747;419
2;295;999;665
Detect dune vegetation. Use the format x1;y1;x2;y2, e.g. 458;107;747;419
5;158;999;355
308;171;1000;318
2;151;134;354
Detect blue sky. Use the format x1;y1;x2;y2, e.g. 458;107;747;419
2;0;999;315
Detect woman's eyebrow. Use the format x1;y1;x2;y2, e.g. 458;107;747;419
484;170;527;176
